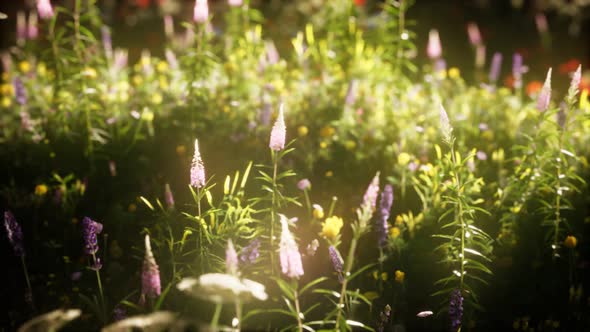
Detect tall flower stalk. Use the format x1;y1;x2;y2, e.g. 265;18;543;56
268;104;286;275
82;216;106;323
190;138;207;272
4;211;34;309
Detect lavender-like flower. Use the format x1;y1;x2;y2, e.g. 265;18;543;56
440;104;453;141
82;217;103;255
297;179;311;191
345;80;358;106
165;49;179;70
537;68;552;112
4;211;25;257
113;49;128;71
535;13;548;34
101;26;113;60
328;246;344;283
226;239;239;275
240;239;260;264
193;0;209;24
489;52;502;84
28;13;38;40
228;0;243;7
190;139;206;188
362;173;380;212
13;77;27;106
113;305;127;322
376;185;393;247
164;183;175;209
567;65;582;103
449;289;463;332
512;53;523;89
279;214;304;278
434;58;447;73
142;235;161;300
427;29;442;60
466;22;482;46
265;41;280;65
37;0;54;20
269;104;286;151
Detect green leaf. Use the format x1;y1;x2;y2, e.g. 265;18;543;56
300;277;329;296
276;279;295;300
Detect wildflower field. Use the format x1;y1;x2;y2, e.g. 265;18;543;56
2;0;590;331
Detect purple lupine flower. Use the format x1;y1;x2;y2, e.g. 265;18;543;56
228;0;243;7
13;77;27;106
28;13;39;40
190;139;206;188
376;185;393;247
240;239;260;264
440;104;453;141
4;211;25;257
328;246;344;283
17;12;27;46
279;214;304;278
226;239;239;275
567;65;582;102
37;0;54;20
362;173;380;212
297;179;311;191
101;26;113;60
449;289;463;332
537;68;552;112
142;235;161;299
164;183;175;209
427;29;442;60
164;15;174;39
82;217;103;255
489;52;502;83
91;257;103;271
512;53;523;89
269;104;286;151
113;49;128;71
193;0;209;24
466;22;482;46
345;80;358;106
434;58;447;73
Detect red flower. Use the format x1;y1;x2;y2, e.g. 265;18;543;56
354;0;366;6
559;59;581;75
526;80;543;97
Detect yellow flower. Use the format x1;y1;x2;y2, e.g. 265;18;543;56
395;215;403;225
312;204;324;219
19;61;31;73
344;140;356;150
151;93;163;105
37;62;47;77
397;152;411;166
564;235;577;249
389;226;401;239
320;141;328;149
35;184;48;196
320;126;335;138
394;270;405;283
132;75;143;86
158;77;169;90
156;61;169;72
580;89;589;110
82;67;97;79
320;216;343;242
1;83;14;96
1;96;11;108
381;272;388;281
325;170;333;177
448;67;461;79
298;125;308;137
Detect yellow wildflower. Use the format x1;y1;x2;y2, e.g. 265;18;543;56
381;272;388;281
395;215;403;225
394;270;405;283
344;140;356;150
82;67;97;79
1;96;11;108
320;126;335;138
19;61;31;73
320;216;343;242
132;75;143;86
448;67;461;79
564;235;577;249
151;93;163;105
389;226;401;239
397;152;411;166
159;77;169;90
1;83;14;96
325;170;333;177
37;62;47;77
580;89;589;110
298;125;308;137
156;61;169;72
320;141;328;149
312;204;324;219
35;184;48;196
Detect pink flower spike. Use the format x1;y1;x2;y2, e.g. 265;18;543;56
269;103;286;151
190;139;206;188
279;215;304;278
193;0;209;24
37;0;54;20
142;235;161;300
537;68;552;112
228;0;243;7
427;29;442;60
467;22;482;46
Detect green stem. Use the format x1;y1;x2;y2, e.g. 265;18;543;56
21;256;32;292
294;288;303;332
327;196;338;218
270;151;279;275
197;186;204;273
91;252;106;323
211;302;222;330
303;189;312;218
449;141;465;291
335;235;359;330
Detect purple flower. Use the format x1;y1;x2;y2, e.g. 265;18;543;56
512;53;523;89
449;289;463;332
165;49;179;70
279;215;304;278
297;179;311;191
466;22;482;46
434;58;447;73
345;80;358;106
90;257;103;271
226;239;239;275
13;77;27;106
142;235;161;299
328;246;344;283
427;29;442;59
537;68;552;112
71;271;82;281
28;13;39;40
269;104;286;151
228;0;243;7
113;305;127;321
476;151;487;161
4;211;25;257
362;173;380;212
82;217;103;255
240;239;260;264
489;52;502;83
164;183;175;209
193;0;209;24
535;13;548;34
113;49;128;71
567;65;582;102
376;185;393;247
190;139;206;188
37;0;54;20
